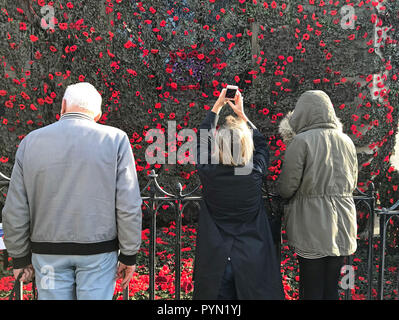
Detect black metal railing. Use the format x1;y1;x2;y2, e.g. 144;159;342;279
0;169;397;300
140;170;202;300
352;184;376;300
375;201;399;300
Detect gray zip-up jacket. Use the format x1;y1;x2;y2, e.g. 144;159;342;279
2;112;142;268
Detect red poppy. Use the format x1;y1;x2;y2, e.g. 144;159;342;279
127;69;137;76
58;23;68;30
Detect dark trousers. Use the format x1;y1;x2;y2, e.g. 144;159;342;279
298;255;345;300
217;260;237;300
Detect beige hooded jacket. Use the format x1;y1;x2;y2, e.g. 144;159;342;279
277;90;358;256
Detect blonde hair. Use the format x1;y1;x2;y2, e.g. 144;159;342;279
214;115;254;166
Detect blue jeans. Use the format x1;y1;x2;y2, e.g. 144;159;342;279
217;259;237;300
32;251;118;300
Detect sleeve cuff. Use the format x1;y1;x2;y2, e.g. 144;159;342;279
118;253;137;266
12;253;32;269
211;112;220;128
204;110;219;129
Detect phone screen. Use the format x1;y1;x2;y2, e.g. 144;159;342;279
225;88;237;99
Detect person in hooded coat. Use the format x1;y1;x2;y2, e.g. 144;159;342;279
277;90;358;300
192;88;284;300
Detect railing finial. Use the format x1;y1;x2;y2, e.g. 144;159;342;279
0;171;10;188
176;182;183;197
149;169;158;178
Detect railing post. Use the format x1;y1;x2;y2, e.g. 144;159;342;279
377;212;388;300
175;183;183;300
148;171;158;300
396;263;399;299
2;250;9;270
344;255;353;300
367;182;375;300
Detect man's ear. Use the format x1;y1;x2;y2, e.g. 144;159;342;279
61;99;67;116
94;112;102;122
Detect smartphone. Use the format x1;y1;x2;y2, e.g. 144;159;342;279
225;85;238;100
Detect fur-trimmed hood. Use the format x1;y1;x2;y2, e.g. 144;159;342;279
278;111;295;145
278;90;343;145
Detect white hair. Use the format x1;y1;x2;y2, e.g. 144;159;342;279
63;82;102;116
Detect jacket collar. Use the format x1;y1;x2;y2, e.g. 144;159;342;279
59;112;95;122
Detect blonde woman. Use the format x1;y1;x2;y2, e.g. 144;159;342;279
193;89;284;300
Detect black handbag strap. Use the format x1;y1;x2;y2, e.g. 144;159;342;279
8;271;24;300
8;269;37;300
32;276;37;299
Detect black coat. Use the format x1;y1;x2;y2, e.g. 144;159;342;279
193;111;284;300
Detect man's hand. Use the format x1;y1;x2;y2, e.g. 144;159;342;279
13;265;34;283
116;262;136;290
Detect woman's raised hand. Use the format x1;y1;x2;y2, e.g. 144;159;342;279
227;90;248;122
211;88;227;114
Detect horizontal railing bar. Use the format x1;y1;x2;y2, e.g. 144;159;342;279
375;209;399;215
141;196;203;202
353;196;374;200
141;195;373;202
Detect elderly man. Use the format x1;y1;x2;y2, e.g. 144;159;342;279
2;82;142;300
